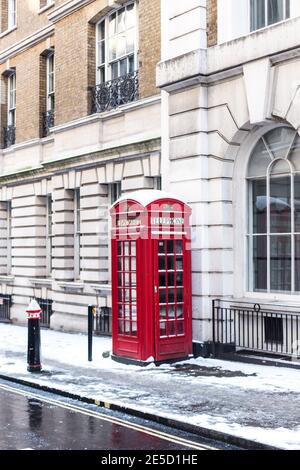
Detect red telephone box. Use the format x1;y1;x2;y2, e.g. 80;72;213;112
110;190;192;364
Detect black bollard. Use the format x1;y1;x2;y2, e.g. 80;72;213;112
88;305;96;362
26;299;42;373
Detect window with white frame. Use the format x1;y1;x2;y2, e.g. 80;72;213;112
7;71;16;127
8;0;16;29
250;0;290;31
74;189;81;279
47;52;55;112
247;127;300;293
110;182;122;205
96;2;137;84
46;195;53;276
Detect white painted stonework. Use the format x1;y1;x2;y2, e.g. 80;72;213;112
159;0;300;343
0;94;161;332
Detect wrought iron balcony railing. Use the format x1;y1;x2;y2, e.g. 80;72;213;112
92;71;139;114
42;110;55;137
3;125;16;148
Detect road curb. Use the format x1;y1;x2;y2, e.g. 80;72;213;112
0;372;279;451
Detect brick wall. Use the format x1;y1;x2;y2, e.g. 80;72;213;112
139;0;161;99
0;0;8;33
207;0;218;47
0;0;161;140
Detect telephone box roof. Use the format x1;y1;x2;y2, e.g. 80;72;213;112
111;190;191;209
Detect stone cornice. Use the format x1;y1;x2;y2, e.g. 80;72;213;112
0;137;161;186
0;24;54;63
48;0;96;23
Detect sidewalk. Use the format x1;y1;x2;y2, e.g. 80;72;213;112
0;323;300;450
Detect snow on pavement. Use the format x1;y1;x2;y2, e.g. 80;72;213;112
1;323;300;449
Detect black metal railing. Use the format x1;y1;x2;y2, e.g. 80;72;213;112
36;298;53;328
42;110;55;137
212;299;300;358
0;294;12;323
91;71;139;114
93;307;112;336
3;125;16;148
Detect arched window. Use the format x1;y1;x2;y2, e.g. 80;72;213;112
247;127;300;293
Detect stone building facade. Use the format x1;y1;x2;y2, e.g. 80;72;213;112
158;0;300;356
0;0;161;332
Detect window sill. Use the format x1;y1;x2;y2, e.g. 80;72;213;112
38;2;55;15
90;284;112;295
0;275;14;283
57;281;84;292
30;278;52;287
0;25;17;39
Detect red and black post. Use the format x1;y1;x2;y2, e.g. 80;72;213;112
26;299;42;373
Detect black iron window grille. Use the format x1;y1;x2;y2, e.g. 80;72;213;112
93;307;112;336
36;298;53;328
42;110;55;137
0;294;12;323
3;125;16;148
92;71;139;114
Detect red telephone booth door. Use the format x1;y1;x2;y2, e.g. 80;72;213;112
154;238;192;361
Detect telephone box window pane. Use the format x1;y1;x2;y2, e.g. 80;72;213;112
160;322;167;337
125;321;131;336
177;305;184;318
167;322;176;337
176;289;183;303
118;306;123;318
118;258;122;271
158;241;165;253
176;241;183;254
159;289;166;304
118;273;122;285
159;273;166;287
118;320;124;333
118;289;123;301
124;273;130;286
124;305;130;318
160;306;167;318
131;289;136;302
177;321;184;335
168;272;174;286
131;322;137;337
131;273;136;286
176;257;183;270
176;272;183;286
167;240;174;253
159;257;165;270
124;289;130;302
118;242;122;255
168;289;175;303
131;243;136;256
132;307;137;321
131;258;136;271
124;242;129;255
167;257;174;270
124;258;130;271
168;305;175;318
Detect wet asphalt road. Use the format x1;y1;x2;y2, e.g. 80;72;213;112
0;380;223;451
